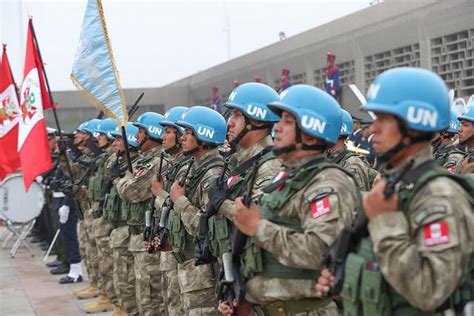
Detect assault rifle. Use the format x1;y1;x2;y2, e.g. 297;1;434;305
322;158;415;295
157;157;195;251
218;161;259;314
144;151;165;253
194;157;230;265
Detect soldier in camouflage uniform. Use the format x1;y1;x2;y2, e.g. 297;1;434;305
108;123;141;316
327;109;376;191
431;110;465;173
222;85;361;316
316;68;474;315
116;113;168;316
149;106;189;316
83;119;118;313
457;106;474;174
160;106;227;315
205;83;282;312
66;120;101;290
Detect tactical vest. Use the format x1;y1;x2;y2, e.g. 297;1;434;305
87;151;111;203
208;149;276;258
333;149;377;190
102;154;138;223
342;165;474;316
167;157;223;260
433;145;465;169
240;159;358;280
122;154;159;225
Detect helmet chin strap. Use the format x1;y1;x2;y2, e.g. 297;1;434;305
272;123;327;156
229;116;269;149
165;132;181;155
138;135;149;150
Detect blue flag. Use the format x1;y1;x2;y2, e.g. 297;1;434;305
71;0;128;125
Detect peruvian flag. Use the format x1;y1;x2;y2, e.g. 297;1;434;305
0;44;21;180
18;19;52;190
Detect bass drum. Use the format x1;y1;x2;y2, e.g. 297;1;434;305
0;173;45;223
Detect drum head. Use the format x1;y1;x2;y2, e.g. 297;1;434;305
0;173;45;223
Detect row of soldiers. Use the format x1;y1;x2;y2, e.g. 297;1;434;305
49;66;473;316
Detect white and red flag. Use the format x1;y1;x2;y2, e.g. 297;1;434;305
18;19;52;190
0;44;21;180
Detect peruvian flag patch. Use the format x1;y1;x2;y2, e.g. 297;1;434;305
424;221;449;247
227;175;239;188
134;168;145;177
273;171;288;191
310;197;331;218
448;166;456;174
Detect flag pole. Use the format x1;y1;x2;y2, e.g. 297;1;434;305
28;18;75;180
120;126;133;173
2;44;21;104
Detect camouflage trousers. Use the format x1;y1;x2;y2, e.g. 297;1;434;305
129;234;165;316
93;218;117;305
177;258;219;316
83;209;98;285
253;301;339;316
160;252;183;316
110;226;138;316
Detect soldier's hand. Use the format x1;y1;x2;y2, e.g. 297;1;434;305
363;178;398;220
151;176;164;196
170;180;186;202
208;178;228;211
315;268;335;298
234;197;260;237
144;240;153;252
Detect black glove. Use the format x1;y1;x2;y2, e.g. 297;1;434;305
85;137;102;156
207;178;228;211
110;161;122;179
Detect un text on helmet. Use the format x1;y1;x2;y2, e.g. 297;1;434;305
197;126;215;138
301;115;326;134
247;104;267;120
406;107;438;128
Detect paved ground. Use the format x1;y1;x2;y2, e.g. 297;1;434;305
0;226;109;316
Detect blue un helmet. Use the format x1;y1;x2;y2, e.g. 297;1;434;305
361;67;450;132
225;82;280;146
82;119;102;138
97;118;118;141
339;109;353;137
447;110;460;133
133;112;165;141
458;106;474;123
77;120;89;133
176;106;227;145
110;123;139;148
160;106;189;134
226;82;280;123
268;84;342;147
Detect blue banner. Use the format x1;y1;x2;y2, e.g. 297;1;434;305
71;0;128;125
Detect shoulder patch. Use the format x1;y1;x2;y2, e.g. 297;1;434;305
255;175;275;187
307;187;334;202
310;196;332;218
414;205;447;225
423;221;449;246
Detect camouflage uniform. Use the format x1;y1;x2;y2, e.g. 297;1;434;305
327;147;374;191
116;146;167;316
71;151;97;285
243;153;360;315
341;148;473;315
432;141;465;173
108;152;140;315
89;148;117;303
169;148;223;315
154;152;189;316
218;136;282;222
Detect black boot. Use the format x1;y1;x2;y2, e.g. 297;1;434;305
50;263;70;275
59;275;83;284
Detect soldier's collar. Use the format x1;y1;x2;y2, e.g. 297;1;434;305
283;152;326;170
383;147;432;177
193;148;220;168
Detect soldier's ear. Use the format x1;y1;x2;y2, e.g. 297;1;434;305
301;131;320;146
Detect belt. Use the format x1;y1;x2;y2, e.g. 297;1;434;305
255;298;332;316
129;225;144;235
